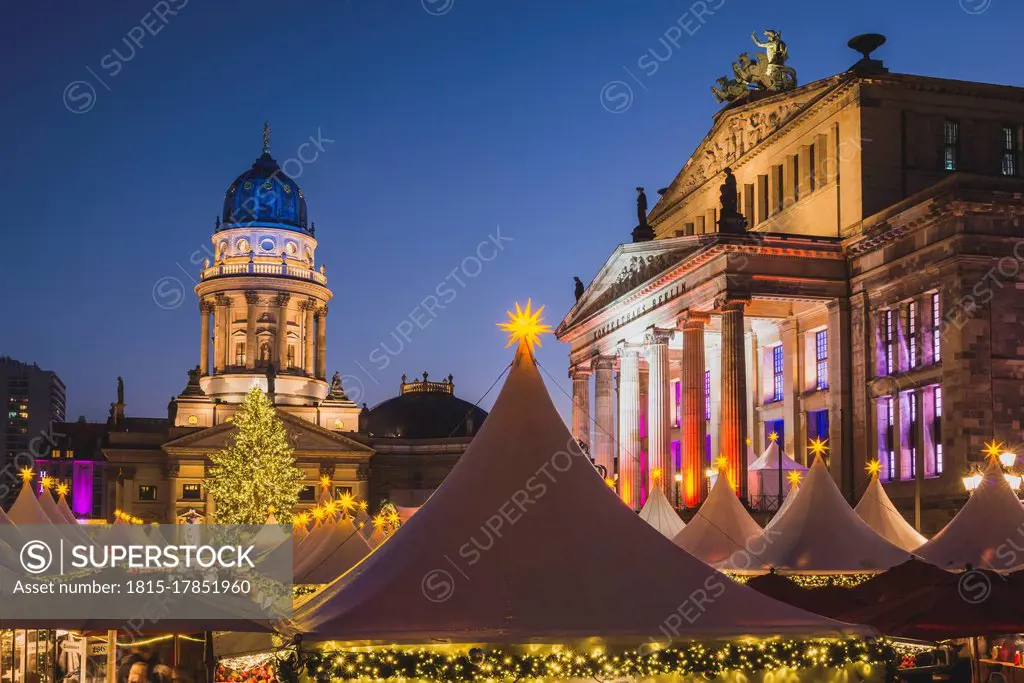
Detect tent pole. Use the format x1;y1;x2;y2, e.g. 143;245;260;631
106;630;117;683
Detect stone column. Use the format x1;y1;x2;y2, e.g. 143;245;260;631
827;298;854;497
593;356;616;482
719;298;749;499
199;300;213;375
645;328;672;499
275;293;291;369
617;343;642;510
213;295;230;373
679;311;709;506
304;301;316;375
570;364;592;454
315;306;328;379
245;291;259;370
780;319;801;463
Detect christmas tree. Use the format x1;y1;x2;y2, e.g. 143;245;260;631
205;387;305;524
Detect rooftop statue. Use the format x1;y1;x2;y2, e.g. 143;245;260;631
712;30;798;103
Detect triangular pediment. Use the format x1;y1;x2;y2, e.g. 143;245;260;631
163;410;373;455
650;75;849;221
559;238;705;334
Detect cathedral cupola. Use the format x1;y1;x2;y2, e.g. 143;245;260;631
221;122;309;232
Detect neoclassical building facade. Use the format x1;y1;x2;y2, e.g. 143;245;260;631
40;128;486;523
558;48;1024;532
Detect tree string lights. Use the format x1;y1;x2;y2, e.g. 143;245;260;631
205;387;305;524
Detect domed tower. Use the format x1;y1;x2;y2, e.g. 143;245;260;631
175;124;358;430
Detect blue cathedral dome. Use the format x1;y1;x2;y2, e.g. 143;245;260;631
220;124;309;233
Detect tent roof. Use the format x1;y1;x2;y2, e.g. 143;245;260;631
295;518;371;585
757;457;910;572
916;459;1024;571
7;483;52;525
56;494;79;524
38;489;68;525
764;486;799;532
637;486;685;539
854;477;927;552
673;474;766;570
749;442;807;473
288;343;862;644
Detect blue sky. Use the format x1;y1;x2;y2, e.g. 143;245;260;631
1;0;1020;422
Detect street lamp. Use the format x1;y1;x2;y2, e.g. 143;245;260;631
673;472;683;508
962;472;983;492
1000;451;1019;469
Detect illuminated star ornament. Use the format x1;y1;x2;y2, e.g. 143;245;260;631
41;476;54;491
787;470;803;488
865;459;882;477
18;467;34;483
714;455;729;472
768;431;780;443
983;440;1006;462
651;467;663;481
498;299;552;352
56;482;70;497
808;437;829;460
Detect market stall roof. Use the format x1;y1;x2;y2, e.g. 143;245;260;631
756;457;910;573
56;491;79;524
833;567;1024;640
6;482;53;526
749;442;807;474
764;485;799;532
854;476;927;552
673;473;765;570
637;486;685;539
295;517;371;585
288;341;862;643
916;459;1024;571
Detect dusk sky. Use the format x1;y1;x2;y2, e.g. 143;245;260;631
2;0;1020;423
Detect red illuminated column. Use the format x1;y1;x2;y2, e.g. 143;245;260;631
719;297;749;499
679;311;709;506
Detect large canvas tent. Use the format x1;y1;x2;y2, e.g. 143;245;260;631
854;475;926;552
756;457;910;572
673;472;766;571
916;458;1024;571
288;342;860;643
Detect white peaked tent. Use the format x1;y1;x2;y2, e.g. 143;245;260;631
289;342;861;642
7;482;53;525
854;476;926;552
747;442;808;502
673;472;766;570
757;457;909;572
294;517;371;585
764;484;800;532
56;492;79;524
916;459;1024;571
38;488;70;524
637;486;685;539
